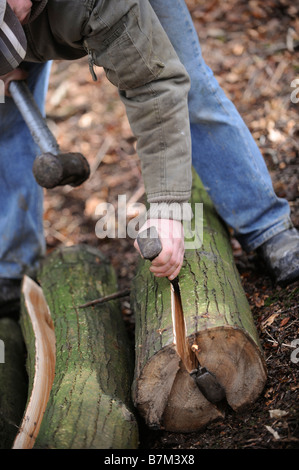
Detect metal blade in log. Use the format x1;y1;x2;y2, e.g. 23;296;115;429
131;170;267;432
13;245;139;449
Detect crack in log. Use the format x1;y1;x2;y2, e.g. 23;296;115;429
171;282;197;373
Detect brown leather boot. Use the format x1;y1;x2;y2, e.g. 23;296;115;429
257;228;299;287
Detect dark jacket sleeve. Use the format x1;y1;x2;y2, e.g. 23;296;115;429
83;0;192;221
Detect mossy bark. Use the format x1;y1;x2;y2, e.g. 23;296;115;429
131;170;267;432
15;245;139;449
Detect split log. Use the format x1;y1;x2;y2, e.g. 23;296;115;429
14;245;139;449
131;170;267;432
0;318;28;448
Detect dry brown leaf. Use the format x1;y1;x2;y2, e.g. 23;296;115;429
261;313;279;330
253;292;265;308
279;317;290;327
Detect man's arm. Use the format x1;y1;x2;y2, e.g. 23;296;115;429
84;0;192;278
84;0;192;205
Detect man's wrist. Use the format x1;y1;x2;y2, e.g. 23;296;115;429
146;201;193;222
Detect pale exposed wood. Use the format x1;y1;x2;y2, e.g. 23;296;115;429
171;283;196;373
13;276;56;449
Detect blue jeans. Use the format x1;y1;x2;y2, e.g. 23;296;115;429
0;62;51;279
150;0;292;252
0;2;292;279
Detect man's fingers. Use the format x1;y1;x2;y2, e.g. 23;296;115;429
151;259;183;280
151;261;183;280
0;68;28;96
150;246;183;270
149;245;184;279
150;245;172;267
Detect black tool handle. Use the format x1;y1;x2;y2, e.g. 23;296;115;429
9;80;60;155
136;226;163;261
9;80;90;189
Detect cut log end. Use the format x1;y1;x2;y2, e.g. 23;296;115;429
134;325;267;433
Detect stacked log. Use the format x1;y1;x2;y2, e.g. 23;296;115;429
13;245;139;449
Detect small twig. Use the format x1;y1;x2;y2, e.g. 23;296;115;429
269;59;288;88
265;338;296;349
78;289;131;308
89;137;112;177
127;184;145;207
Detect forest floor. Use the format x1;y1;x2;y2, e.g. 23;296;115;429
43;0;298;450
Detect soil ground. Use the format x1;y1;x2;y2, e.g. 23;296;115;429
43;0;298;450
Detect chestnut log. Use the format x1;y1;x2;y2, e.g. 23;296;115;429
131;170;267;432
13;245;139;449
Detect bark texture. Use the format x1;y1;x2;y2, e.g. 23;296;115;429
131;170;267;432
15;245;139;449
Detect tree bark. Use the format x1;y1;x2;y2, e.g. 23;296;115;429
14;245;139;449
131;170;267;432
0;318;28;448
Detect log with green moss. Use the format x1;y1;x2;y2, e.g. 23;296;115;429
14;245;139;449
131;170;267;432
0;318;28;448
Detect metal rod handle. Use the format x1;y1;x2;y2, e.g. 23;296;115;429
9;80;59;156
